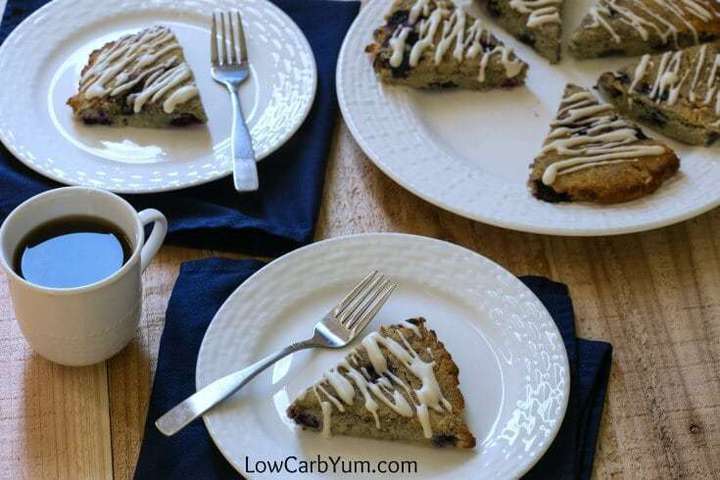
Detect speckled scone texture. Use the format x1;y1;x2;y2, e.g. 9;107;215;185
530;84;680;204
598;42;720;146
570;0;720;59
484;0;563;63
67;26;207;128
287;318;476;449
366;0;528;90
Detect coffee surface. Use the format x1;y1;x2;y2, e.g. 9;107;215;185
14;216;131;289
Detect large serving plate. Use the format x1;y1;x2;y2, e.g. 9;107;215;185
337;0;720;236
0;0;316;193
197;233;570;479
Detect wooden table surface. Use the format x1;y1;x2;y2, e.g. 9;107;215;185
2;4;720;480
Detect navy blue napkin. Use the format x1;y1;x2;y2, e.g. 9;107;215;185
134;258;612;479
0;0;360;257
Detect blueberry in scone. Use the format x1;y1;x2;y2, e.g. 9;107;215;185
529;84;680;204
67;26;208;128
287;318;476;449
598;41;720;146
365;0;528;90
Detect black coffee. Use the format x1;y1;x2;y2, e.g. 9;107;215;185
13;216;132;289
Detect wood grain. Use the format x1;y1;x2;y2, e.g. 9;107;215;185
0;275;113;480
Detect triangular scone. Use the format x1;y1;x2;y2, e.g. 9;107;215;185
365;0;528;90
570;0;720;59
529;84;679;204
287;318;476;449
483;0;564;63
598;42;720;145
68;26;208;127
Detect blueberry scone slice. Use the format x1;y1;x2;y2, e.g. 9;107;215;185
287;318;476;449
366;0;528;90
530;84;680;204
570;0;720;59
482;0;564;63
598;42;720;145
68;26;208;127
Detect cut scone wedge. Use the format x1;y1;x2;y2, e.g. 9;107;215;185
68;25;208;127
482;0;564;63
529;84;680;204
365;0;528;90
287;318;476;449
570;0;720;59
598;42;720;146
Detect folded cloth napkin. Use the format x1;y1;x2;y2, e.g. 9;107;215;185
0;0;360;257
134;258;612;479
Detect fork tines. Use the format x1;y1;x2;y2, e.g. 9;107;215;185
335;271;397;332
211;10;248;67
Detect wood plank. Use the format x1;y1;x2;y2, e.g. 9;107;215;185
0;274;113;480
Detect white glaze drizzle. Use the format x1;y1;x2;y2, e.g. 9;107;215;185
387;0;524;82
163;85;199;114
312;388;333;438
339;358;381;428
627;43;720;116
310;325;452;438
689;44;709;101
323;368;355;405
541;90;666;185
402;320;421;336
629;54;652;94
587;0;720;47
316;384;344;412
78;26;199;113
509;0;562;28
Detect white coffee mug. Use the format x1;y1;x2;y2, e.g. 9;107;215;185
0;187;167;366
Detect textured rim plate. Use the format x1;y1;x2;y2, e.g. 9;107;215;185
197;233;570;479
336;0;720;236
0;0;316;193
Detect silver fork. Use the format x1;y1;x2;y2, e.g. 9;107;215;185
155;271;397;436
211;10;258;192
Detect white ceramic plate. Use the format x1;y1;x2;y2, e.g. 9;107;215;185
197;233;570;479
337;0;720;236
0;0;316;193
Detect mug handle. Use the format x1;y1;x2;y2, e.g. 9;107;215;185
138;209;168;272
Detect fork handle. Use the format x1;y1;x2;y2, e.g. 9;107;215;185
228;85;259;192
155;338;317;436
